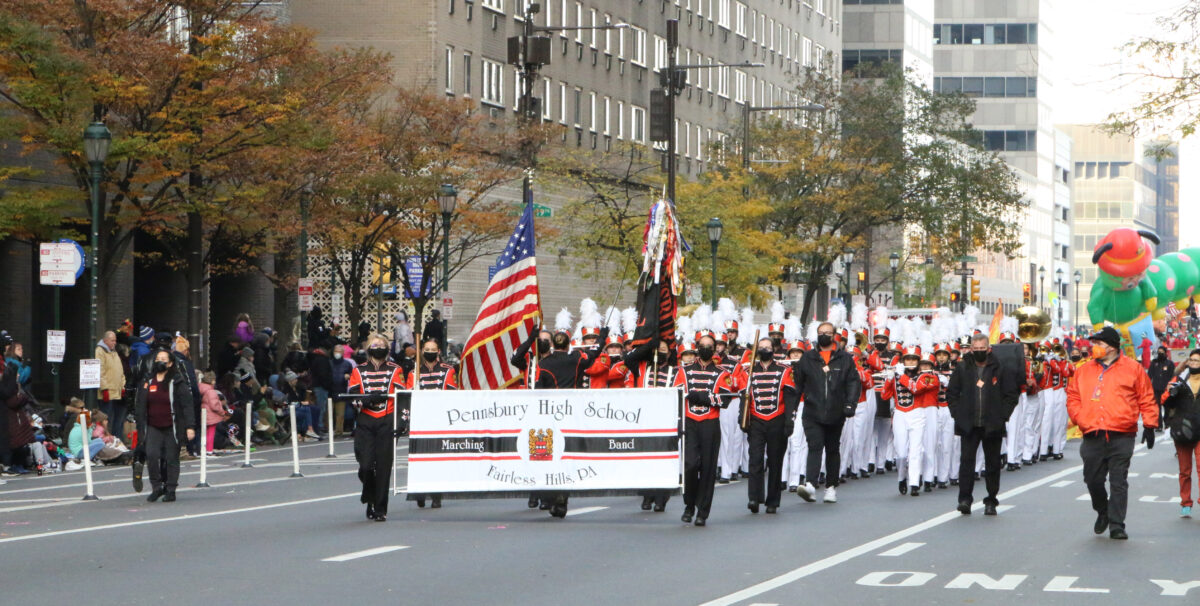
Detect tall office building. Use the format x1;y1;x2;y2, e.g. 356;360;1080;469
287;0;843;338
931;0;1073;323
1060;124;1178;323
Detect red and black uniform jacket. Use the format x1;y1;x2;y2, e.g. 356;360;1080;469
881;370;939;413
672;360;735;421
347;360;406;418
730;360;798;423
404;361;457;390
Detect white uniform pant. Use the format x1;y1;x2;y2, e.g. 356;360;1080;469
848;391;877;474
921;406;952;484
874;415;894;468
892;408;926;488
785;414;807;486
948;434;962;481
718;397;744;479
1040;387;1068;456
1022;390;1047;462
1004;393;1028;460
934;407;954;482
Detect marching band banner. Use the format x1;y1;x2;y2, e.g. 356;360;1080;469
405;388;682;499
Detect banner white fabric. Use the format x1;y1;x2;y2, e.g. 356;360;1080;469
406;388;682;497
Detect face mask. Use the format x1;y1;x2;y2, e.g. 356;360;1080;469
1090;345;1108;359
972;350;988;363
152;361;168;374
333;351;342;360
422;352;438;363
817;334;833;348
1070;355;1081;362
904;365;917;375
368;347;388;360
771;337;783;348
537;339;551;354
608;351;624;362
697;346;714;361
874;342;888;352
757;348;773;361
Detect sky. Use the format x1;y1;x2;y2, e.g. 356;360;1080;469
1051;0;1196;247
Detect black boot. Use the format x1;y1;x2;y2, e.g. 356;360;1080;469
748;501;759;514
681;506;695;523
147;487;165;503
162;490;176;503
899;481;907;495
366;503;376;520
431;496;441;509
527;495;539;509
416;497;426;508
641;496;653;511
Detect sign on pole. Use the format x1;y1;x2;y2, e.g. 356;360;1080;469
297;278;314;312
442;296;454;320
79;359;102;389
405;256;431;298
952;267;975;276
47;330;66;363
39;241;85;286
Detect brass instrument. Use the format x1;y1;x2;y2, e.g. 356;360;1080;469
1012;306;1052;344
854;330;870;349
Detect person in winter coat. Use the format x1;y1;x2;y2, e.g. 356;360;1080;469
790;322;861;504
392;312;414;357
173;336;201;457
307;305;329;350
3;341;30;388
946;334;1022;515
198;372;227;455
251;328;276;384
129;325;155;374
1148;346;1177;428
235;313;255;344
330;345;356;436
133;348;196;502
1162;349;1200;518
96;331;127;441
308;347;333;434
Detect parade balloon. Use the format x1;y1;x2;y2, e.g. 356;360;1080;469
1157;251;1199;308
1145;259;1177;319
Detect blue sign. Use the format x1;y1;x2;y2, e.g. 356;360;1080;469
61;239;85;278
405;256;432;298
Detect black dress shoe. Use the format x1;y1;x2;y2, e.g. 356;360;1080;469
539;500;551;510
899;481;908;495
366;503;375;520
923;482;932;493
765;506;777;514
910;487;920;497
957;501;972;515
1039;455;1048;462
528;496;539;509
949;479;959;486
431;497;441;509
984;504;997;516
718;477;730;484
868;463;876;473
373;514;386;522
162;491;176;503
1094;513;1110;535
147;488;165;503
748;501;760;514
653;503;665;513
937;482;948;490
132;461;144;493
416;497;426;508
681;508;694;524
860;470;870;480
1053;453;1064;460
550;504;568;518
641;496;653;511
1109;527;1128;540
694;517;707;527
885;460;895;472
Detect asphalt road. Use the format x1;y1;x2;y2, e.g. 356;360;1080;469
1;434;1196;605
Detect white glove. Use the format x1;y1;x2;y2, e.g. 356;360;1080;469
938;373;950;387
882;370;895;380
894;363;906;375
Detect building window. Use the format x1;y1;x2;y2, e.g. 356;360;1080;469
717;65;729;98
589;9;597;48
631;105;646;143
934;76;1036;98
734;69;746;103
935;23;1038;45
559;82;567;124
574;2;583;42
573;87;581;127
445;46;454;93
736;2;747;37
750;9;757;42
718;0;731;29
617;100;625;139
588;91;596;132
603;14;612;53
979;130;1037;152
803;37;813;67
542;78;552;119
654;35;668;72
482;0;503;12
463;52;472;95
482;59;503;105
631;27;647;66
843;49;902;73
602;96;611;134
513;68;521;110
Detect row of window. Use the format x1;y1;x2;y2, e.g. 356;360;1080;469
1074;202;1136;221
842;49;902;73
934;76;1037;98
979;130;1037;152
934;23;1038;45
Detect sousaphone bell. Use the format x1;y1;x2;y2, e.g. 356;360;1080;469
1012;306;1052;344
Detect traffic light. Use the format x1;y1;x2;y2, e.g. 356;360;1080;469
857;271;866;294
649;88;671;143
970;279;981;302
1022;282;1031;304
949;292;960;303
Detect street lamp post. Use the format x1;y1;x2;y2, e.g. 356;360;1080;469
438;184;458;295
1038;265;1046;311
1080;268;1089;333
83;122;111;411
840;249;855;306
1055;267;1064;329
707;217;723;307
300;181;312;348
889;252;900;307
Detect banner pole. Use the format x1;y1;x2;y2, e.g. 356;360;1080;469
80;412;99;501
392;393;399;496
289;404;303;478
326;395;336;458
195;408;210;487
241;403;253;468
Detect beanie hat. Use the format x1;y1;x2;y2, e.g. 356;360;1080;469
139;325;154;341
1089;327;1121;350
283;371;298;382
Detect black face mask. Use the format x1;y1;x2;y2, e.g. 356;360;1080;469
368;347;388;360
972;350;988;363
608;351;623;362
537;339;551;354
817;334;833;348
904;366;917;375
152;361;168;374
1070;355;1082;362
1158;351;1169;360
771;336;783;348
697;346;715;361
874;342;888;352
757;348;773;361
422;352;438;363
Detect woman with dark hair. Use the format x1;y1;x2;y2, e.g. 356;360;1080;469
1163;349;1200;518
133;348;195;502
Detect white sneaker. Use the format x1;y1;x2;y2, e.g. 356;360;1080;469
796;482;817;502
305;429;320;439
64;460;83;471
824;487;837;503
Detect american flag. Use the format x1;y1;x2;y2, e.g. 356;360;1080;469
459;201;541;389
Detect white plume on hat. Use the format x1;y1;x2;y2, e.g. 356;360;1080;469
960;305;980;339
710;307;726;336
828;302;847;330
717;298;737;323
886;315;902;339
805;320;820;342
850;303;869;331
555;308;574;332
872;306;890;333
692;304;713;333
676;315;693;341
784;316;802;342
931;308;956;344
900;317;920;347
1000;315;1019;336
604;306;623;336
577;298;602;332
919;322;934;353
739;307;756;345
770;300;786;323
621;307;638;335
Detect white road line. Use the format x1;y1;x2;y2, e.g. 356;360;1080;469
0;470;358;514
1050;480;1074;488
699;454;1106;606
565;506;609;517
877;542;924;557
322;545;409;562
0;492;360;544
995;505;1014;514
1138;495;1182;503
1077;494;1091;501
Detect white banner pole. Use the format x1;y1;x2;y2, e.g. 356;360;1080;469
195;408;210;487
326;395;336;458
80;412;99;501
289;403;303;478
391;393;399;495
241;403;253;468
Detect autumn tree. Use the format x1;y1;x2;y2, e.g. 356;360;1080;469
1107;1;1200;138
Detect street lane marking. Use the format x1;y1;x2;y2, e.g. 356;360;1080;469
565;506;609;517
1139;495;1182;503
322;545;409;562
878;542;924;557
0;492;360;544
698;445;1127;606
994;505;1014;514
1050;480;1074;488
1076;494;1090;501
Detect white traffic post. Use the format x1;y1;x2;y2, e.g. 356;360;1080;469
80;412;98;501
195;408;210;488
289;403;303;478
241;403;253;468
325;396;336;458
